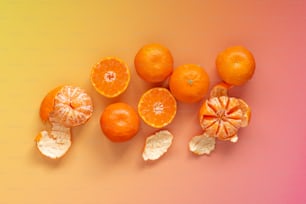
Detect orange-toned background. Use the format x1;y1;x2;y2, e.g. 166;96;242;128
1;1;306;203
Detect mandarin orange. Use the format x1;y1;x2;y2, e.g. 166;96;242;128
169;64;210;103
134;43;173;83
100;102;140;142
216;46;255;86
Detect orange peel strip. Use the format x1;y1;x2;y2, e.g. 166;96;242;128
52;85;93;127
142;130;173;161
189;132;216;155
35;123;71;159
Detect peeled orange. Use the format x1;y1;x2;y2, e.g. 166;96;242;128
100;102;140;142
138;87;177;128
36;85;93;159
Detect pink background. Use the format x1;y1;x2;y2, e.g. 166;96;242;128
1;1;306;203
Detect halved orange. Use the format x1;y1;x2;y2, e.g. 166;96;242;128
216;46;255;86
199;96;251;141
138;87;177;128
91;57;130;98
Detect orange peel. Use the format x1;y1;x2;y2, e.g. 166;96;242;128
36;85;93;159
91;57;130;98
189;132;216;155
142;130;173;161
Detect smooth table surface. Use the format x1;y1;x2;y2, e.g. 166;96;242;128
1;1;306;204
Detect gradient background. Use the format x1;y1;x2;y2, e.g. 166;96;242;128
1;1;306;203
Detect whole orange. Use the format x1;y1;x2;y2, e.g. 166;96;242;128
216;46;255;86
169;64;210;103
100;102;140;142
134;43;173;83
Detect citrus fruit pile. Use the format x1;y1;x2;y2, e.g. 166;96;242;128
189;46;255;155
35;43;255;161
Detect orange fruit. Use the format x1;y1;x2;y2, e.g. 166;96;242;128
169;64;210;103
39;85;94;127
134;43;173;83
138;87;177;128
100;102;140;142
91;57;130;98
216;46;255;86
36;85;93;159
199;96;251;141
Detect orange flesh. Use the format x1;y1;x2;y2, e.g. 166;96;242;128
52;86;93;127
91;57;130;98
39;86;64;122
199;96;247;141
138;88;177;128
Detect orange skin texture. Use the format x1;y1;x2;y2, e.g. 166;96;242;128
169;64;210;103
199;96;251;141
100;102;140;142
39;85;65;122
216;46;255;86
134;43;173;83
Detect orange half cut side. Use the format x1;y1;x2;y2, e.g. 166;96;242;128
91;57;130;98
138;88;177;128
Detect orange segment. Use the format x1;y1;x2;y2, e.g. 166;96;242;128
199;96;250;141
216;46;255;86
209;81;232;98
138;88;177;128
91;57;130;98
169;64;210;103
238;99;251;127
